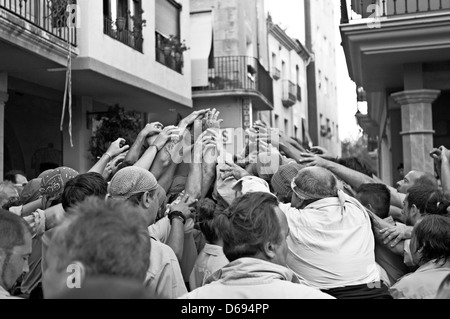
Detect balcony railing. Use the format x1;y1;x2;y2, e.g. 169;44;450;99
193;56;274;105
0;0;77;45
282;80;296;107
341;0;450;23
104;16;143;53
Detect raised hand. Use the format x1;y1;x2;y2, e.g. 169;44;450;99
179;109;210;130
220;161;251;181
203;108;224;130
106;138;130;158
152;126;180;152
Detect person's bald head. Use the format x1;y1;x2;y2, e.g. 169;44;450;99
291;167;339;209
396;170;438;194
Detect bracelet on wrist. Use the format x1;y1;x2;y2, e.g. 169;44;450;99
168;211;186;225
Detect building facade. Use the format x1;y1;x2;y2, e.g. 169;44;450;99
0;0;193;179
189;0;273;146
305;0;342;156
340;0;450;185
259;17;312;144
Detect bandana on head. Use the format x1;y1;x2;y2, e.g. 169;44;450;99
40;167;79;200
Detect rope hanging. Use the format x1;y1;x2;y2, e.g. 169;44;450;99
59;0;74;147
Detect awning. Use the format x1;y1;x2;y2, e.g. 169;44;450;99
190;11;213;87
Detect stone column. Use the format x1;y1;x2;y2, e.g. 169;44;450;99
391;89;440;175
0;73;8;181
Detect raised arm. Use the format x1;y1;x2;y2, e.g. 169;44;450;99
431;146;450;194
299;153;405;208
124;122;163;165
89;138;129;174
135;126;179;171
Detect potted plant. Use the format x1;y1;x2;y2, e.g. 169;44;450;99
131;8;146;49
89;105;142;161
160;35;189;70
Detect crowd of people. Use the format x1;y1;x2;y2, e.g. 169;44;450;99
1;108;449;299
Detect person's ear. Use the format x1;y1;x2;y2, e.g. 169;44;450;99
411;204;420;219
263;241;277;260
142;192;152;209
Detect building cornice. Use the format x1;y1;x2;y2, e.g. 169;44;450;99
268;19;312;61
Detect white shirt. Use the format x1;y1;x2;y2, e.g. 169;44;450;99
280;194;380;290
0;285;22;299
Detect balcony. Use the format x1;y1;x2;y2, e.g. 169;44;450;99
0;0;77;45
282;80;296;107
192;56;274;110
340;0;450;92
342;0;450;22
272;67;281;80
104;16;143;53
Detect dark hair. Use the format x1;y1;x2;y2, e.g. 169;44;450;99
4;170;26;184
51;198;150;282
414;173;439;190
216;192;281;262
196;198;220;244
413;215;450;265
356;184;391;219
338;157;374;177
0;209;31;250
407;185;435;215
62;173;108;211
407;185;449;216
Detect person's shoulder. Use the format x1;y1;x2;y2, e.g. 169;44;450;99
150;238;178;262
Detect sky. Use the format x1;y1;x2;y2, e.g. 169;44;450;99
264;0;363;141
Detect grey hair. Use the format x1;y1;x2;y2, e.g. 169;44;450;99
294;167;339;199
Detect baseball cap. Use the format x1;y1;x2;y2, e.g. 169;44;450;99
271;163;305;197
108;167;158;200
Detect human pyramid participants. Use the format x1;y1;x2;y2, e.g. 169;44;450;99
1;109;449;299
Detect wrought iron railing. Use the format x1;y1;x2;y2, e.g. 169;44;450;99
104;16;143;53
341;0;450;22
0;0;77;45
193;56;274;105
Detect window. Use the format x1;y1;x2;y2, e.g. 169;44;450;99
284;119;289;136
155;0;183;72
318;70;322;89
103;0;144;52
155;0;180;38
275;115;280;130
324;77;329;96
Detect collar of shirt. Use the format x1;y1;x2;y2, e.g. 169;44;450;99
202;244;224;257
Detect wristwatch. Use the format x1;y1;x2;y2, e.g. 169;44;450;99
168;211;186;225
